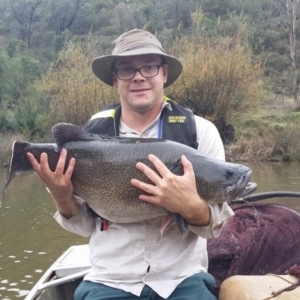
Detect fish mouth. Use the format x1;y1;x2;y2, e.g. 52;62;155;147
240;182;257;197
226;170;254;200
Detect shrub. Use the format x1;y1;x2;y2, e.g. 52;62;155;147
165;34;264;142
36;40;118;127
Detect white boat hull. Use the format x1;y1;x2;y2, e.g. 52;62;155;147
25;245;90;300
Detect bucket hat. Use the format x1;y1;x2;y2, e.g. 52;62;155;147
92;29;182;88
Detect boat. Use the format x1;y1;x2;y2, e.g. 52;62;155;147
24;244;90;300
25;242;300;300
25;197;300;300
24;242;300;300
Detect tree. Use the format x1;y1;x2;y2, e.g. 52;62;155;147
111;3;134;34
36;41;117;126
126;0;147;29
9;0;43;48
46;0;93;35
142;0;166;33
166;35;264;143
164;0;193;37
273;0;300;109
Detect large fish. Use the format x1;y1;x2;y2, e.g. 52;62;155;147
2;123;256;235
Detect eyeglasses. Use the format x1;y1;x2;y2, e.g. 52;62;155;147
114;64;164;80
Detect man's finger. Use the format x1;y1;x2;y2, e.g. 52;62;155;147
26;152;40;171
131;179;156;195
181;155;194;176
147;154;169;177
55;148;68;174
39;152;50;172
136;161;161;183
65;157;76;179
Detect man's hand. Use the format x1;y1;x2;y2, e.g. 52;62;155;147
26;149;81;219
131;154;210;226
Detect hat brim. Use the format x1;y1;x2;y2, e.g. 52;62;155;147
92;48;182;88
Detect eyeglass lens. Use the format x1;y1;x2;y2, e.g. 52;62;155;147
116;65;161;80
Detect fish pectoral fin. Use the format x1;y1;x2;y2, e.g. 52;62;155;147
160;215;173;238
170;212;189;237
51;123;107;147
159;213;188;238
168;158;184;175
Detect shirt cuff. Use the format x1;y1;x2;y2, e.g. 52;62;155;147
54;205;95;237
188;203;234;238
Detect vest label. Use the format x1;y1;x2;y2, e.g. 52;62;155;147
167;116;186;123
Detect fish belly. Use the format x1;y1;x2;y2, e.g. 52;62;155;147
67;142;170;222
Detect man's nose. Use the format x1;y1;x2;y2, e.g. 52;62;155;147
132;70;145;81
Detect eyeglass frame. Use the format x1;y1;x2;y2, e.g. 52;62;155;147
113;63;166;81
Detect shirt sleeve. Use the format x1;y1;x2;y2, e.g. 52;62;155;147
195;115;225;161
54;198;96;237
189;115;234;238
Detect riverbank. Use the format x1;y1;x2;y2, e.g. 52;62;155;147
1;101;300;166
225;99;300;162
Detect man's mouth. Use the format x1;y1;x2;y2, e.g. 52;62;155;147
131;88;150;92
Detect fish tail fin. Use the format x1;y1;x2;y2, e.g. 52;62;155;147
1;141;31;204
170;212;189;237
52;123;105;148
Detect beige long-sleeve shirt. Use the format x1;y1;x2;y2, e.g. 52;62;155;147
54;103;234;299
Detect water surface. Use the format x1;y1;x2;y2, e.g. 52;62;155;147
0;170;88;300
0;161;300;299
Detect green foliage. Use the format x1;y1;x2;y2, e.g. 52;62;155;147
53;30;74;53
0;107;14;132
0;43;43;136
0;0;294;98
0;0;298;159
272;126;300;161
0;46;39;106
91;7;113;31
0;47;13;104
111;3;134;34
8;55;41;105
5;39;27;58
228;109;300;162
36;40;118;127
166;34;264;141
0;93;47;138
13;94;48;138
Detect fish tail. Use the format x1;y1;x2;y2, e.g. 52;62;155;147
1;141;31;204
170;212;189;237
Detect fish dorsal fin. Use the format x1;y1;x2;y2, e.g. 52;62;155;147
52;123;106;147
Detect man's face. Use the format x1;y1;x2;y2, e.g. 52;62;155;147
113;54;168;113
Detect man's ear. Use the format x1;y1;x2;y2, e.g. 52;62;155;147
113;74;118;89
163;64;169;84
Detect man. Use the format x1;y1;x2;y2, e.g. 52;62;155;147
27;29;234;300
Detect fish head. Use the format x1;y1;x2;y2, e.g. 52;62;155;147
194;160;255;203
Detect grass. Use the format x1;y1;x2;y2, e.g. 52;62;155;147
226;96;300;162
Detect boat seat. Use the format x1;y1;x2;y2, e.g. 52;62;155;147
55;245;90;278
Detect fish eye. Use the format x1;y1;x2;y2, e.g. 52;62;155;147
226;169;234;178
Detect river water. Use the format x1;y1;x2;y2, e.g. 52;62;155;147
0;162;300;299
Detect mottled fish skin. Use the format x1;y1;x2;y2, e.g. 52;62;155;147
2;123;255;231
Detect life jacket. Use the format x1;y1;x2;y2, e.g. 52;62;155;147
83;97;198;227
84;97;198;149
